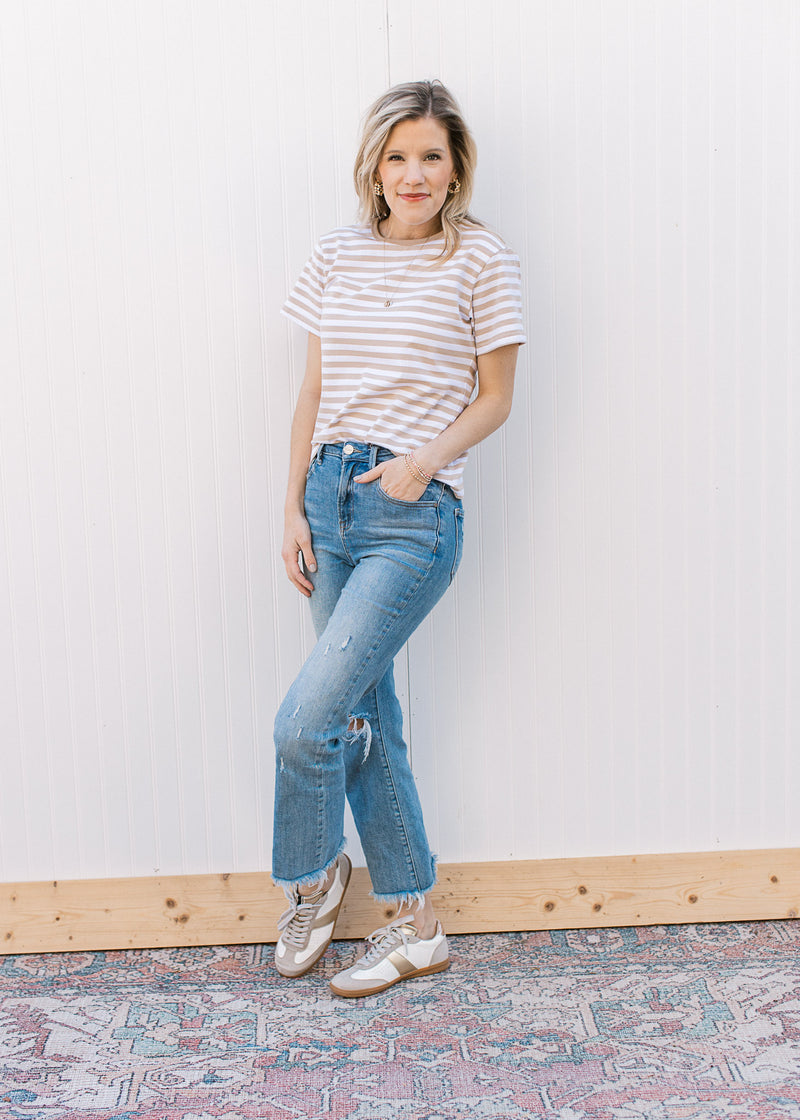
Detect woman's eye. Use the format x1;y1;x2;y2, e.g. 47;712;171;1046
386;154;403;161
425;153;441;161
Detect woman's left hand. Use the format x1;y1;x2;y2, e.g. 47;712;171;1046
354;456;428;501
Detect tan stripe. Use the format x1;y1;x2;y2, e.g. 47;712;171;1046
386;950;419;976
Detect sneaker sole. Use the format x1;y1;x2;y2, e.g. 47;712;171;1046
329;955;450;998
275;856;352;979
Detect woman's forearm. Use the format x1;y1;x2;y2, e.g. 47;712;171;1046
282;334;322;596
284;335;322;513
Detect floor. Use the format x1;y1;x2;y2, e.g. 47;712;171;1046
1;920;799;1118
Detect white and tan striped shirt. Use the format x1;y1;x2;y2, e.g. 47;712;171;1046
282;224;526;497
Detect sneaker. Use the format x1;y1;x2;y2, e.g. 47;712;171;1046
329;920;449;997
274;853;352;978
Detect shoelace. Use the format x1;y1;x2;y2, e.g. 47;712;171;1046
277;890;325;950
359;922;418;966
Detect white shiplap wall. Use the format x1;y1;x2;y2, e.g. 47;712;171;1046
0;0;797;883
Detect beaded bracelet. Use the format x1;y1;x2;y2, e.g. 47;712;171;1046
403;452;433;485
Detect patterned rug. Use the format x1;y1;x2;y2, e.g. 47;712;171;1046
1;921;799;1119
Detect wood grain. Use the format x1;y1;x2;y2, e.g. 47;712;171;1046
2;848;798;955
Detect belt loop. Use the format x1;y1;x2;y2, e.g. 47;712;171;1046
369;444;379;469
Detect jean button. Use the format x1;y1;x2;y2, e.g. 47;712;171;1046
343;443;355;454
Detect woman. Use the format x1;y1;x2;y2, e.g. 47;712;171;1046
273;80;525;998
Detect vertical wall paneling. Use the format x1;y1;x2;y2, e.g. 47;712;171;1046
0;0;798;885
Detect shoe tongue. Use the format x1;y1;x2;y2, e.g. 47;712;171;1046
383;921;417;941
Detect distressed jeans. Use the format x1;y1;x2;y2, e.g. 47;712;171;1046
272;442;464;904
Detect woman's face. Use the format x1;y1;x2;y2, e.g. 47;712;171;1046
376;116;456;240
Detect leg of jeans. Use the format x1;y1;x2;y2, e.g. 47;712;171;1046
271;538;352;891
342;663;436;902
272;546;453;896
301;531;434;900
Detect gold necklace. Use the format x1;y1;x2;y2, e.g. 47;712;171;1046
381;234;431;307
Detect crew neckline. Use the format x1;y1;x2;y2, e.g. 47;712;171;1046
368;226;445;247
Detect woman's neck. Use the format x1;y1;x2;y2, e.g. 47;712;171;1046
378;216;442;242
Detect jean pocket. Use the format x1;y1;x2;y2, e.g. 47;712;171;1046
449;507;464;583
305;454;320;482
377;477;440;507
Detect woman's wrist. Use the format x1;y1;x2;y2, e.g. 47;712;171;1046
403;452;433;486
410;443;447;479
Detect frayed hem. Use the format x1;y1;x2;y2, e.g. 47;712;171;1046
272;838;346;895
370;855;438;911
370;887;433;911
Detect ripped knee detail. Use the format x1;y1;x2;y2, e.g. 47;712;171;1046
275;699;372;764
345;715;372;763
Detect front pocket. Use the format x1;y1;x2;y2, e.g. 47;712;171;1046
376;477;440;507
449;507;465;583
305;451;321;481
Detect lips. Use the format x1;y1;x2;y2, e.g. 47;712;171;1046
399;193;429;201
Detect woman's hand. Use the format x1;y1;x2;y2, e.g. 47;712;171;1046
354;456;428;501
282;509;317;597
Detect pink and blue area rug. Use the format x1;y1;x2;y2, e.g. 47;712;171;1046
1;921;799;1119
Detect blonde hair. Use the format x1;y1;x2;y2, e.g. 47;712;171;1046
353;80;480;259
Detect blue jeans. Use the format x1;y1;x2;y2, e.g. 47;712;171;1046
272;442;464;905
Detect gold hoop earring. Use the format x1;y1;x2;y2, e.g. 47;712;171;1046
448;177;461;194
373;180;384;197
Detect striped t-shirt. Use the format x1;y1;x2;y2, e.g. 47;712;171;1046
282;224;526;497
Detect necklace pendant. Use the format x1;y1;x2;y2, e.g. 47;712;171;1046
384;299;392;308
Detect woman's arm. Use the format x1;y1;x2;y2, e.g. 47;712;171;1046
355;343;519;500
281;334;322;597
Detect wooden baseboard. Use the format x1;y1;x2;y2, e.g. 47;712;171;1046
2;847;798;955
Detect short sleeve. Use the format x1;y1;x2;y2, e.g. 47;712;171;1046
282;242;326;335
471;248;527;356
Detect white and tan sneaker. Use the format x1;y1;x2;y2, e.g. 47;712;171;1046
274;853;351;978
329;920;449;997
